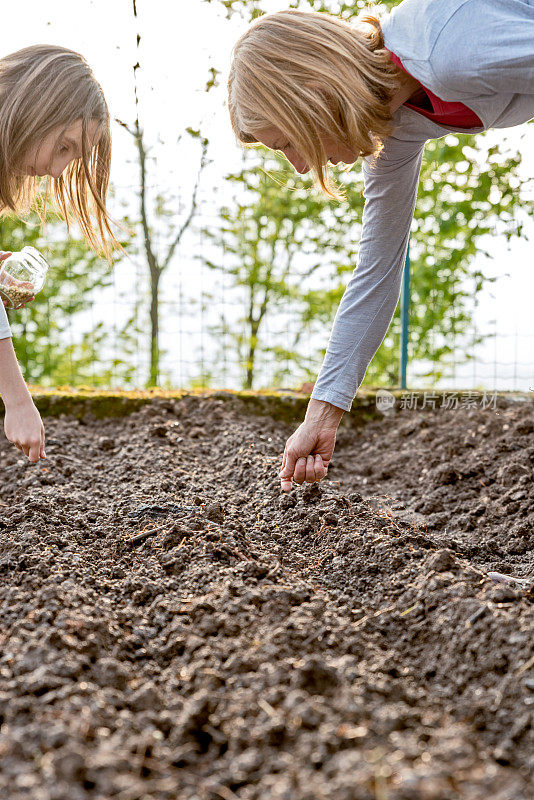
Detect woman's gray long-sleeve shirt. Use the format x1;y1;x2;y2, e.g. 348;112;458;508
311;0;534;411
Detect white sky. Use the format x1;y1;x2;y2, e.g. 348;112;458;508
4;0;534;390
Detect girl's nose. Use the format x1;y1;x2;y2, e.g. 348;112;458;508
51;155;73;180
287;153;310;175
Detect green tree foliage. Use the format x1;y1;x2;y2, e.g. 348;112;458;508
203;140;531;388
200;153;361;388
396;138;530;385
202;0;533;388
1;212;138;387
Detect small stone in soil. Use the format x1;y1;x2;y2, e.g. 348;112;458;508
427;549;456;572
279;494;297;510
488;585;520;603
349;492;363;503
204;502;225;524
324;512;339;526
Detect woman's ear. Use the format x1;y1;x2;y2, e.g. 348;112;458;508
305;79;333;100
305;81;339;116
305;82;345;134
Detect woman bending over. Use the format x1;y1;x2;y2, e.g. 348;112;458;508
228;0;534;490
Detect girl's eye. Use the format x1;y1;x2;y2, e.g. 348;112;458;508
58;145;69;154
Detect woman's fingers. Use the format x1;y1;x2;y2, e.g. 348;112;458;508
27;438;42;463
293;456;307;484
307;454;327;482
305;454;316;483
280;453;328;492
314;453;327;481
280;475;293;492
280;443;297;492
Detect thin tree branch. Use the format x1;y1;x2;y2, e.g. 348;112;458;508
162;136;209;271
116;119;160;278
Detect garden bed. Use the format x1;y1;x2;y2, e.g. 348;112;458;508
0;391;533;799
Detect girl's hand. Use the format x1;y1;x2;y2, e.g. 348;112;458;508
0;251;12;309
0;252;35;308
4;398;46;462
279;399;344;492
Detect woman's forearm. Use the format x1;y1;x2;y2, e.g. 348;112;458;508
0;337;33;407
305;398;344;427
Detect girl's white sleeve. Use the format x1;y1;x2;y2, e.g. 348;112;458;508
311;133;426;411
0;302;12;340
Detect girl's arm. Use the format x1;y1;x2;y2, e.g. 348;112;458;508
0;255;46;462
280;129;426;489
0;326;46;463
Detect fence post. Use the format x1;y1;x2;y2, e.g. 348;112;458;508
400;242;410;389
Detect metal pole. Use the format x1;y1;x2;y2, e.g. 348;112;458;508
400;242;410;389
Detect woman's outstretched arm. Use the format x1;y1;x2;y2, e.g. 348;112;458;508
280;131;426;490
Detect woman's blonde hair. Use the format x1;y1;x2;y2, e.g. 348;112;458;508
0;44;119;258
228;9;400;198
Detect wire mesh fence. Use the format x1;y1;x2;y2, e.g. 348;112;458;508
20;178;534;395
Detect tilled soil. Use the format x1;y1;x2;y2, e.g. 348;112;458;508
0;394;533;800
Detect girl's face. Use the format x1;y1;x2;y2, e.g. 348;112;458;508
254;126;357;174
22;119;100;180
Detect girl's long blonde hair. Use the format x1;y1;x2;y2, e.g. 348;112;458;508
0;44;118;258
228;9;400;198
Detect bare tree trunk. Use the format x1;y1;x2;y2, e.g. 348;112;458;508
118;0;209;386
149;264;161;386
245;333;256;390
131;120;162;385
245;284;256;389
245;282;270;390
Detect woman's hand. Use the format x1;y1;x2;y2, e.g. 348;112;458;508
0;253;35;308
280;399;344;492
4;397;46;462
